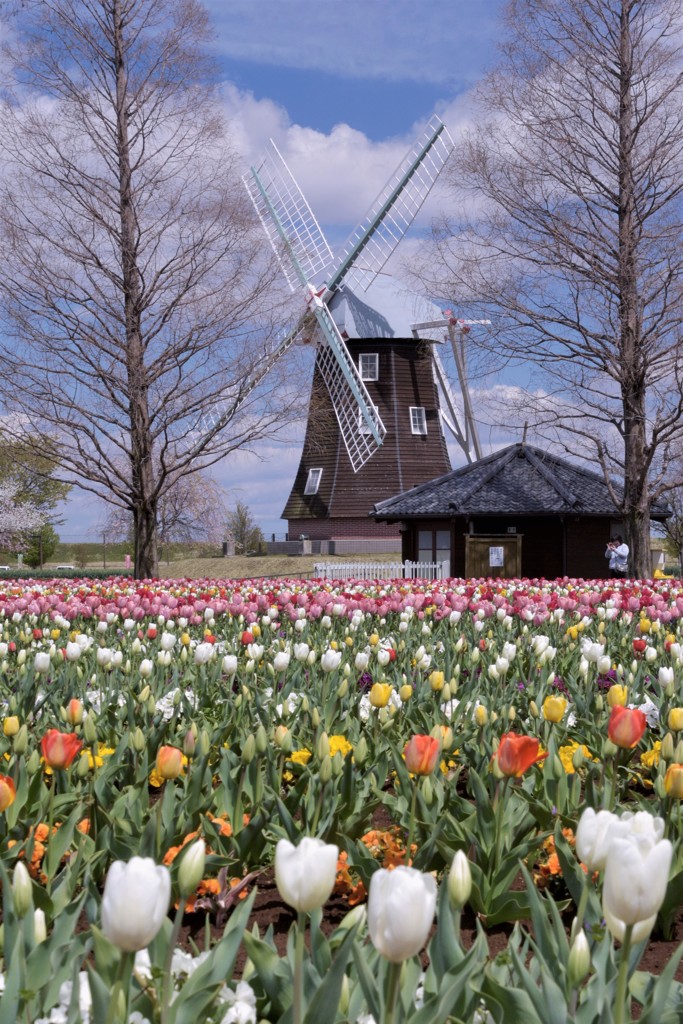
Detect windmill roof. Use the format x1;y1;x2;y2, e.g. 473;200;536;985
371;443;671;519
328;274;444;340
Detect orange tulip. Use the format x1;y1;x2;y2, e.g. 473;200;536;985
0;774;16;812
40;729;83;769
66;698;84;725
155;745;183;781
494;732;548;778
607;705;646;749
404;735;440;776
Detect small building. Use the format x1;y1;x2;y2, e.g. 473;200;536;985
370;442;670;578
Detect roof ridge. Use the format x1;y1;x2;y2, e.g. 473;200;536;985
523;446;579;508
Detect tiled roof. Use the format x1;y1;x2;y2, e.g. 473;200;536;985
371;443;670;519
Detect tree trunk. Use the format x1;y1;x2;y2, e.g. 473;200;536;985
618;2;651;580
114;1;158;579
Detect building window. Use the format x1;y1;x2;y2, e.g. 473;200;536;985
359;353;379;381
304;468;322;495
359;403;379;435
410;406;427;435
418;529;450;563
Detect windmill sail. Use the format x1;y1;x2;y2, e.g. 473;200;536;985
328;116;454;294
244;142;334;291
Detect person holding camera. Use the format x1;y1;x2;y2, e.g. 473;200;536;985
605;535;629;578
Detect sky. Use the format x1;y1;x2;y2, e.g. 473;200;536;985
51;0;510;545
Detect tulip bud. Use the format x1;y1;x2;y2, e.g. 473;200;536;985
255;724;268;755
33;907;47;945
337;678;349;699
594;695;604;712
675;739;683;764
354;735;368;766
603;738;618;758
274;725;292;753
27;750;41;773
13;724;28;755
300;696;310;713
319;754;332;783
669;708;683;732
178;839;206;898
448;850;472;910
12;861;32;918
130;727;145;753
146;696;157;716
198;729;211;757
655;775;668;799
399;683;413;702
316;732;330;761
572;745;586;771
138;685;150;703
491;755;505;779
241;734;256;765
183;729;196;758
422;776;434;804
508;706;516;721
529;701;539;719
76;751;91;778
310;708;320;729
82;712;97;745
567;926;591;987
661;732;675;763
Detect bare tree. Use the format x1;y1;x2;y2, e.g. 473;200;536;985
101;468;228;547
226;499;264;555
0;0;299;578
417;0;683;576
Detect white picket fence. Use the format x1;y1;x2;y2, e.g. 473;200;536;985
313;559;449;581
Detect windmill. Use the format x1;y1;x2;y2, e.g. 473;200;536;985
243;116;475;547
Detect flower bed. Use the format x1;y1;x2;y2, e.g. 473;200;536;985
0;574;683;1022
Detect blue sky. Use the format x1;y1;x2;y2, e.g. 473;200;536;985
57;0;511;546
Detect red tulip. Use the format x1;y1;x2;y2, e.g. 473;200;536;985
147;627;158;640
632;639;647;654
404;735;440;776
608;705;647;749
0;774;16;812
41;729;83;769
494;732;548;778
241;630;254;645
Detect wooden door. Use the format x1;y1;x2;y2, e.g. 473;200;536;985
465;535;522;578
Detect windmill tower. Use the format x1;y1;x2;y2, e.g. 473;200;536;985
243;117;478;549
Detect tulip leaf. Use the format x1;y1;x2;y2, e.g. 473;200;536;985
478;975;544;1024
242;929;293;1016
301;925;356;1024
632;949;683;1024
410;949;485;1024
351;941;381;1022
0;933;24;1024
43;804;85;884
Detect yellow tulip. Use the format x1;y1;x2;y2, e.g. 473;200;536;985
639;617;651;634
669;708;683;732
474;705;488;727
3;716;19;737
399;684;413;702
542;695;567;723
429;670;445;692
664;763;683;799
369;682;392;708
607;684;628;708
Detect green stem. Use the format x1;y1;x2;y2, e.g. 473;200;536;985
161;896;187;1024
45;773;56;895
310;780;326;835
614;924;634;1024
405;781;418;866
574;878;590;935
234;764;248;835
383;960;402;1024
105;951;133;1024
293;910;306;1024
491;778;508;879
155;795;163;862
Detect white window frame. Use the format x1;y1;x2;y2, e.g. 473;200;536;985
304;467;322;495
359;353;379;382
410;406;427;435
359;403;379;435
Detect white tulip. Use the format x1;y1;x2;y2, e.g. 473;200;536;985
321;649;342;672
160;632;176;651
222;654;238;676
377;648;390;666
659;667;675;688
194;642;213;665
123;619;135;631
274;837;338;913
575;808;631;873
294;643;310;662
65;642;81;662
354;651;370;671
139;659;154;678
368;866;437;962
247;644;264;662
596;655;611;676
34;651;50;674
273;651;290;673
96;648;112;667
101;857;171;952
602;832;672;942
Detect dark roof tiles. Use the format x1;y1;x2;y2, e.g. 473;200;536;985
371;443;670;519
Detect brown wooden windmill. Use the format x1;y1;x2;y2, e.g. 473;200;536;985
244;117;479;549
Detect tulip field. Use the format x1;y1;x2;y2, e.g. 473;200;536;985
3;575;683;1022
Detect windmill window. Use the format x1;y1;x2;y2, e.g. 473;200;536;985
304;468;322;495
410;406;427;435
359;403;379;435
359;353;379;381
